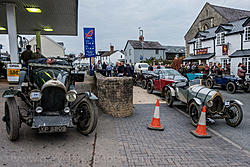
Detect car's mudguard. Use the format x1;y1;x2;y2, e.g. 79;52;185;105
166;85;175;96
225;99;243;106
85;91;98;100
71;91;98;110
193;97;202;106
2;88;20;98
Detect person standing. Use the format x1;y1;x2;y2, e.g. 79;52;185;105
102;62;107;76
238;63;246;81
32;48;45;59
106;64;112;77
21;45;33;66
118;62;125;77
148;64;153;71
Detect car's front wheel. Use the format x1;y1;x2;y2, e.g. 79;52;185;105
188;101;201;127
225;102;243;127
3;97;20;141
76;98;98;135
147;82;154;94
226;82;236;94
165;89;174;107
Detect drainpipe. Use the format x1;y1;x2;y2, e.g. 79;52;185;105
240;33;243;50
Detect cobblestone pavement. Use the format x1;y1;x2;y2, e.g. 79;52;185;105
115;102;250;167
175;86;250;152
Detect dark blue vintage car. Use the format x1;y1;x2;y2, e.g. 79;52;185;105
186;73;203;81
205;74;250;94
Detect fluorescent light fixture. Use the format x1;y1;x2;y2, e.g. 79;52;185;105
26;7;42;13
43;28;53;32
0;26;7;31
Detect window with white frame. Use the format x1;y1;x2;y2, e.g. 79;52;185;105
221;58;230;69
244;26;250;41
196;38;202;49
129;49;132;55
242;58;250;73
216;32;225;45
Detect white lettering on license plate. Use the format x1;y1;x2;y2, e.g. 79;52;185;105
39;126;67;133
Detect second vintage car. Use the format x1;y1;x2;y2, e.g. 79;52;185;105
146;69;187;96
165;80;243;127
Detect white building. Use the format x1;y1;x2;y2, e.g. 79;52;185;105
100;50;125;66
29;35;65;58
185;17;250;79
124;37;165;64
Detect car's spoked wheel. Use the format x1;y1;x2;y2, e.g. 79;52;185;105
147;82;153;94
188;102;200;126
226;82;236;94
77;98;98;135
225;102;243;127
4;97;20;141
141;80;147;89
165;89;173;107
206;78;213;88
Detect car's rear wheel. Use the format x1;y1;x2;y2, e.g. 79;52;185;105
205;78;214;88
77;98;98;135
225;102;243;127
165;89;174;107
147;82;154;94
226;82;236;94
188;101;201;127
4;97;20;141
141;79;147;89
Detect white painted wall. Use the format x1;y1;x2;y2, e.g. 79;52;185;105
243;41;250;49
101;51;125;66
124;42;134;64
134;49;164;63
202;40;214;53
189;43;194;55
29;35;65;58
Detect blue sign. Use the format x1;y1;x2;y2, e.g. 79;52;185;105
84;28;96;58
0;44;2;49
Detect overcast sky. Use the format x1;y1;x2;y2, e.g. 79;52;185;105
1;0;250;54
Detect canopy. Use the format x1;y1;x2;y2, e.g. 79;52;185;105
183;53;214;61
229;49;250;58
0;0;78;35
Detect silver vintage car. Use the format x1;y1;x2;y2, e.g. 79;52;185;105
165;80;243;127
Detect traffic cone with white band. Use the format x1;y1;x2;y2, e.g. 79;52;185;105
191;105;211;138
147;99;164;131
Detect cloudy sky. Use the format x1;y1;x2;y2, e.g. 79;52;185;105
1;0;250;54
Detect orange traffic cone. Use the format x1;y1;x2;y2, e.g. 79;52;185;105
191;106;211;138
147;99;164;131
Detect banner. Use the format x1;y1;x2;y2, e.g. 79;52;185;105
84;28;96;58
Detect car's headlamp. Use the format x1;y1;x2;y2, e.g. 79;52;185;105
30;90;41;101
207;100;213;108
66;90;77;102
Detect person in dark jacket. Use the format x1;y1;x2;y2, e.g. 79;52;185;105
21;45;33;66
32;48;45;59
118;62;125;76
102;62;107;76
148;64;153;71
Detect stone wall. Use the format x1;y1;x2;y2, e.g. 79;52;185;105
94;73;133;117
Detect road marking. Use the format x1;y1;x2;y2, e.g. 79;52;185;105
173;106;250;157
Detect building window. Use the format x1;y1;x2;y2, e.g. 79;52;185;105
221;58;230;69
129;49;132;55
155;49;159;54
121;55;122;58
216;32;225;45
244;26;250;41
242;58;250;73
196;38;202;49
129;59;132;63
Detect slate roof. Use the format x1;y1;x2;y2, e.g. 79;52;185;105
183;53;215;61
212;4;250;22
164;46;185;53
127;40;165;50
188;17;249;43
229;49;250;58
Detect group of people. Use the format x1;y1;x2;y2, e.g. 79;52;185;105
21;45;46;66
177;62;247;81
94;60;134;77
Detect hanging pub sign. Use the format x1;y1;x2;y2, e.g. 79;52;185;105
222;44;228;55
196;48;208;55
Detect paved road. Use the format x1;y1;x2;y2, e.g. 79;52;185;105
173;86;250;152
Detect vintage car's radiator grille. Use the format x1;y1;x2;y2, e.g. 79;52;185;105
41;87;65;112
209;96;224;113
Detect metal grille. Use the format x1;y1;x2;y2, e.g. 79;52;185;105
41;87;65;112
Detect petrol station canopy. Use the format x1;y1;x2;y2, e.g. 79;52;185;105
0;0;78;35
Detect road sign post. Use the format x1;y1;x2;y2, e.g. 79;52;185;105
84;28;96;76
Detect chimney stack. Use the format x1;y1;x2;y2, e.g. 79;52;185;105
110;45;114;53
139;35;144;42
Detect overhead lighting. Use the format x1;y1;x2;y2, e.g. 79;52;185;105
43;28;54;32
25;7;42;13
0;26;7;31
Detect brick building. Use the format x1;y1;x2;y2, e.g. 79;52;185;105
185;2;250;56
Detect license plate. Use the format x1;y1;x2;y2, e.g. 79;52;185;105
39;126;67;133
7;69;20;77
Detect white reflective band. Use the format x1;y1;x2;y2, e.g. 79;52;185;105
198;112;206;126
154;107;160;119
